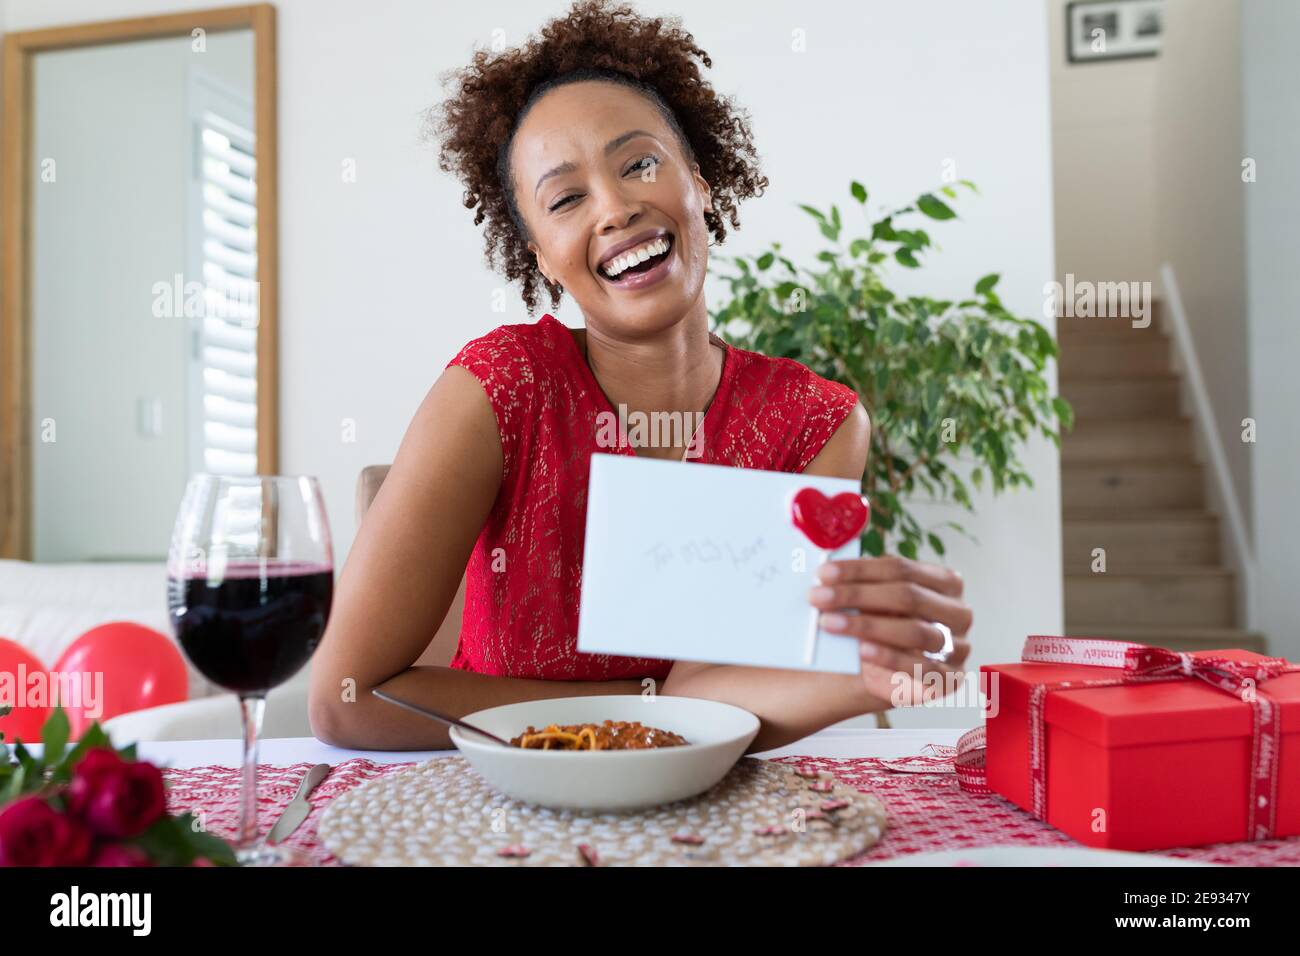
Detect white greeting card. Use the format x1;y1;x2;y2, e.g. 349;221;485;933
577;454;862;673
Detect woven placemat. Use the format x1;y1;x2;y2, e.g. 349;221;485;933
317;755;886;866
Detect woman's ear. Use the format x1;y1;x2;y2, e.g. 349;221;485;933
528;242;556;286
692;162;713;215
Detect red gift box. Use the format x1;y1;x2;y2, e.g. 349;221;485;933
978;636;1300;851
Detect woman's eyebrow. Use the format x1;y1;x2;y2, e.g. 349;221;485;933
533;129;657;197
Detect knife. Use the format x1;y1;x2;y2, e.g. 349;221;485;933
267;763;331;845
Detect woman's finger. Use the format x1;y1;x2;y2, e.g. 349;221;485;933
816;555;963;598
817;612;949;655
808;580;974;636
856;633;971;673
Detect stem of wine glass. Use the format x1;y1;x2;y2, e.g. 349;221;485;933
237;694;267;850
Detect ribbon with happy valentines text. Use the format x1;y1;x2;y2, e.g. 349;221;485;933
881;636;1299;841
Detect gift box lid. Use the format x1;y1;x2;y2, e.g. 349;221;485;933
981;648;1300;748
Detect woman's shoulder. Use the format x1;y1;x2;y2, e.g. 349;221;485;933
447;314;566;373
445;316;572;475
724;341;858;413
721;342;861;472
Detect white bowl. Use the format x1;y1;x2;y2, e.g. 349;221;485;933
448;695;760;811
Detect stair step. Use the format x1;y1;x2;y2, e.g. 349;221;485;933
1059;376;1181;421
1061;418;1194;463
1057;315;1165;342
1060;625;1266;654
1062;462;1204;511
1060;339;1172;380
1064;569;1235;627
1063;514;1219;571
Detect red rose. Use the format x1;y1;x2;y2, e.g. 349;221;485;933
66;747;126;811
68;747;166;839
0;796;92;866
89;842;153;867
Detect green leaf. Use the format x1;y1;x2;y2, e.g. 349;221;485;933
916;193;956;220
871;218;897;242
975;273;1000;295
42;708;70;767
177;814;238;866
3;763;26;802
56;724;113;782
898;539;919;560
927;533;946;557
756;252;775;271
1052;396;1075;431
797;204;827;223
894;248;919;268
851;181;868;204
863;528;884;557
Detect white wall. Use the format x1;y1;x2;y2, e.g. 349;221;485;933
1048;0;1160;286
5;0;1061;726
1242;0;1300;663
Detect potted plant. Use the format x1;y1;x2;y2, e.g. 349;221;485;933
711;181;1072;560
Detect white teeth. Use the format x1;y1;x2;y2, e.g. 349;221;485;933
601;237;670;278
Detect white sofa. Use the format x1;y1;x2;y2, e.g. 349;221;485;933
0;559;311;741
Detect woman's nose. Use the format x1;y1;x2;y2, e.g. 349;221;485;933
592;182;645;235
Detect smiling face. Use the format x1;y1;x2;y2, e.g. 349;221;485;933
510;80;713;338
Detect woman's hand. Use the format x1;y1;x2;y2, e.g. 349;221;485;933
808;556;973;707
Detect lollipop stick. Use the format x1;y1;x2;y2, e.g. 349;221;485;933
803;548;827;665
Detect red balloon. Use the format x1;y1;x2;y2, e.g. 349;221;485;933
0;638;51;745
51;623;188;737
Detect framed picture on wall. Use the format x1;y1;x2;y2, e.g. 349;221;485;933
1067;0;1164;63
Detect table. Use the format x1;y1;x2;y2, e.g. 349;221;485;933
129;726;963;769
19;729;1300;865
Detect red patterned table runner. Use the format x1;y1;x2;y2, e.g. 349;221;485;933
162;755;1300;866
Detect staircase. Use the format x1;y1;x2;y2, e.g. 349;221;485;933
1057;304;1264;653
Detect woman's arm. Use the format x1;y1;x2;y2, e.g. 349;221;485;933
661;402;887;753
307;367;644;751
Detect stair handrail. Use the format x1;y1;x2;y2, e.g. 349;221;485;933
1159;263;1257;629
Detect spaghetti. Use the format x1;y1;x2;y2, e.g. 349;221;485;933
510;719;688;751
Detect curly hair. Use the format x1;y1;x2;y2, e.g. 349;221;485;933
425;0;768;314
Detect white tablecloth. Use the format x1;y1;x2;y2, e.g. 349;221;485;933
123;727;966;769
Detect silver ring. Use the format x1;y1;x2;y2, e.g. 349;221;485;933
922;622;954;664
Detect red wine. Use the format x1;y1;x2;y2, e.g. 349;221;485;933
167;562;333;694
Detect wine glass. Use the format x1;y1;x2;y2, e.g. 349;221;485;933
167;475;333;866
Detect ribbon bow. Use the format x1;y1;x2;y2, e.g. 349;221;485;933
883;636;1298;842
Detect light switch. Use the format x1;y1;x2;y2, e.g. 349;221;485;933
137;398;163;437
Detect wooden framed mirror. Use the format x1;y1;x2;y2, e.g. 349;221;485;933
1;4;278;560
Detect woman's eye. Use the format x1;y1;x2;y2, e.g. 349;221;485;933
627;154;660;176
548;156;659;211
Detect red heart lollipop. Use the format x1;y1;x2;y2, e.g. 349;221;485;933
791;488;870;551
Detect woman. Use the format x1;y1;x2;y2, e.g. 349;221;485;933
308;0;972;752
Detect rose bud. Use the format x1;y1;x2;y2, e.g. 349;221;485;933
70;750;166;839
66;747;127;815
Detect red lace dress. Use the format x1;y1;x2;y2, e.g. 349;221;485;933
445;313;859;681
